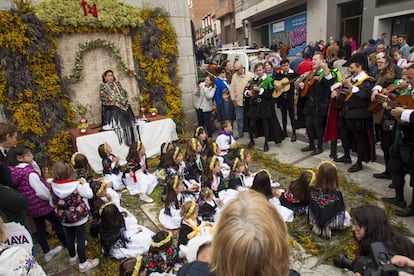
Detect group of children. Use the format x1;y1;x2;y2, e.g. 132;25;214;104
4;123;352;275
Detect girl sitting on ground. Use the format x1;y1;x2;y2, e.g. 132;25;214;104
144;231;179;275
194;126;208;157
197;187;223;222
251;170;294;222
228;157;246;190
309;161;350;239
71;152;95;184
123;141;156;203
158;176;184;229
237;148;251;176
165;146;199;200
98;142;124;190
278;170;312;216
184;138;204;183
201;156;225;197
99;202;153;259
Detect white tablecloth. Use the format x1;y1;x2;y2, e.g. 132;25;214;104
76;118;178;173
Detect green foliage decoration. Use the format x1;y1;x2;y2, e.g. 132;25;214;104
65;39;141;83
34;0;143;29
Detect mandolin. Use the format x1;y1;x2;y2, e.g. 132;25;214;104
272;77;299;98
368;83;400;113
373;94;414;121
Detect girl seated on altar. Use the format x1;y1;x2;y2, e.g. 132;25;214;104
237;148;252;176
99;202;154;259
98;142;124;190
100;68;137;145
123;141;156;203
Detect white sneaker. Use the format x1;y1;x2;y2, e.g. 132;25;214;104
79;258;99;273
140;193;154;203
44;245;62;262
69;255;78;265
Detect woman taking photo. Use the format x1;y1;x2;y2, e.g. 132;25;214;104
350;205;414;259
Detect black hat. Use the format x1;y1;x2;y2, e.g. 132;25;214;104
342;53;368;71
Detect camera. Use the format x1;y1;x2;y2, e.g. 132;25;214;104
334;242;414;276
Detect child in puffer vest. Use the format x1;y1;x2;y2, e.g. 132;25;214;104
8;146;67;263
51;160;99;273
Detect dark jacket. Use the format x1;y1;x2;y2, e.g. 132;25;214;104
217;100;236;122
178;261;212;276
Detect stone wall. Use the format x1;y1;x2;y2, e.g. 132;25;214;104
56;33;139;125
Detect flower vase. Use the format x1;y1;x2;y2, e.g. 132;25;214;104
78;116;88;134
140;107;147;119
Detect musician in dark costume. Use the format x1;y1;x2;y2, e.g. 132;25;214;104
274;59;299;142
370;54;399;180
298;52;337;155
245;63;284;152
332;54;374;172
382;64;414;216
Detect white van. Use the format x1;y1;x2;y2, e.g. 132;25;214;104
207;48;271;75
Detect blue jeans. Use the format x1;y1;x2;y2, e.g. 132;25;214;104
235;105;244;136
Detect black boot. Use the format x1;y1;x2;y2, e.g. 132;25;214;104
263;142;269;152
291;130;296;142
248;140;255;149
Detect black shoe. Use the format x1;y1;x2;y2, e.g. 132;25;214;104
388;183;395;189
263;143;269;152
329;153;338;159
381;197;407;209
394;207;414;217
247;140;255;149
334;156;352;164
373;172;391;179
348;162;363;172
311;149;323;155
301;146;315;152
291;134;297;142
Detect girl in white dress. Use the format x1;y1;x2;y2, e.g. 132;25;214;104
124;141;156;203
250;170;294;222
98;143;124;190
99;202;154;259
158;176;184;229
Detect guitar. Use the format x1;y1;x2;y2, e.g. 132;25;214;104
374;94;414;121
248;77;263;100
272;77;299;98
368;83;400;113
300;70;318;97
335;86;352;109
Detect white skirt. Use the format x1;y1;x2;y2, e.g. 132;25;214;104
103;172;124;190
124;171;157;195
269;197;294;222
111;211;154;259
158;207;181;230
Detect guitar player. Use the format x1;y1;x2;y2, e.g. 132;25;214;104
273;59;299;142
298;52;338;156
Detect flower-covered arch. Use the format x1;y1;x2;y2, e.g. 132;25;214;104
0;0;185;164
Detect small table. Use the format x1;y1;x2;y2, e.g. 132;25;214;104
71;115;178;173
